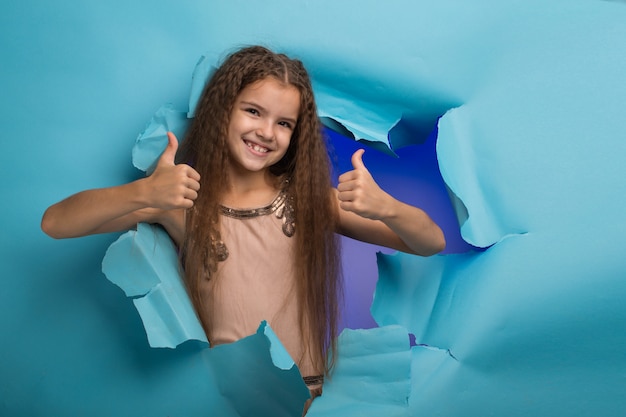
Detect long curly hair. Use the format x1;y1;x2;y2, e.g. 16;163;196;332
178;45;342;375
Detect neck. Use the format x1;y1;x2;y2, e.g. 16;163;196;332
222;168;281;208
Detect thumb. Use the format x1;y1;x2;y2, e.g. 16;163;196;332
158;132;179;167
351;149;367;170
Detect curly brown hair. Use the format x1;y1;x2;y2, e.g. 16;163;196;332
178;45;343;375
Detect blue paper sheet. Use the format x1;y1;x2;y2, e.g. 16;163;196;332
210;321;312;416
308;325;412;417
102;222;208;348
133;105;190;175
4;0;626;416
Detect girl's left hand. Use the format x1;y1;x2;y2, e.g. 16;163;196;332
336;149;391;220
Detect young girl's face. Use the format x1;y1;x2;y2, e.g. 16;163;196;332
227;77;300;178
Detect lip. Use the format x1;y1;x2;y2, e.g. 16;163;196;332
243;139;272;155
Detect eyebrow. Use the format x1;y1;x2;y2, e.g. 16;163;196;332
240;100;298;125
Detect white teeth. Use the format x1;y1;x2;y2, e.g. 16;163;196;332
253;145;267;153
246;141;269;153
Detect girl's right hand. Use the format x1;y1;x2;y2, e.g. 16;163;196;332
41;132;199;240
144;132;201;210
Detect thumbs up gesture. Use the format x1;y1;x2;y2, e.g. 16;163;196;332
145;132;201;210
336;149;391;220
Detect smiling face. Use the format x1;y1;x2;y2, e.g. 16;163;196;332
226;77;301;181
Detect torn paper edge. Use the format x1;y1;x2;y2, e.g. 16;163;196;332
102;223;208;348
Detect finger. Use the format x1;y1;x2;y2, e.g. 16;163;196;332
186;166;201;182
337;170;357;184
339;200;357;214
336;181;355;193
351;149;367;170
336;189;358;202
158;132;179;167
179;198;195;209
184;188;199;201
186;178;201;192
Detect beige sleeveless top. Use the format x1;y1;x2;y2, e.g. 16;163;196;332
198;190;319;378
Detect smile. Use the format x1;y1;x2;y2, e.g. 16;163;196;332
245;140;269;153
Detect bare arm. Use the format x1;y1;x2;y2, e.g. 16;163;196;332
335;149;445;256
41;132;198;246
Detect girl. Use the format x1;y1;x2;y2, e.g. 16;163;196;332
41;45;445;404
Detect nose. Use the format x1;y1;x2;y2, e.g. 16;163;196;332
255;119;275;141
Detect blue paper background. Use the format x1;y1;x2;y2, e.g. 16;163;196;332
2;0;626;415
